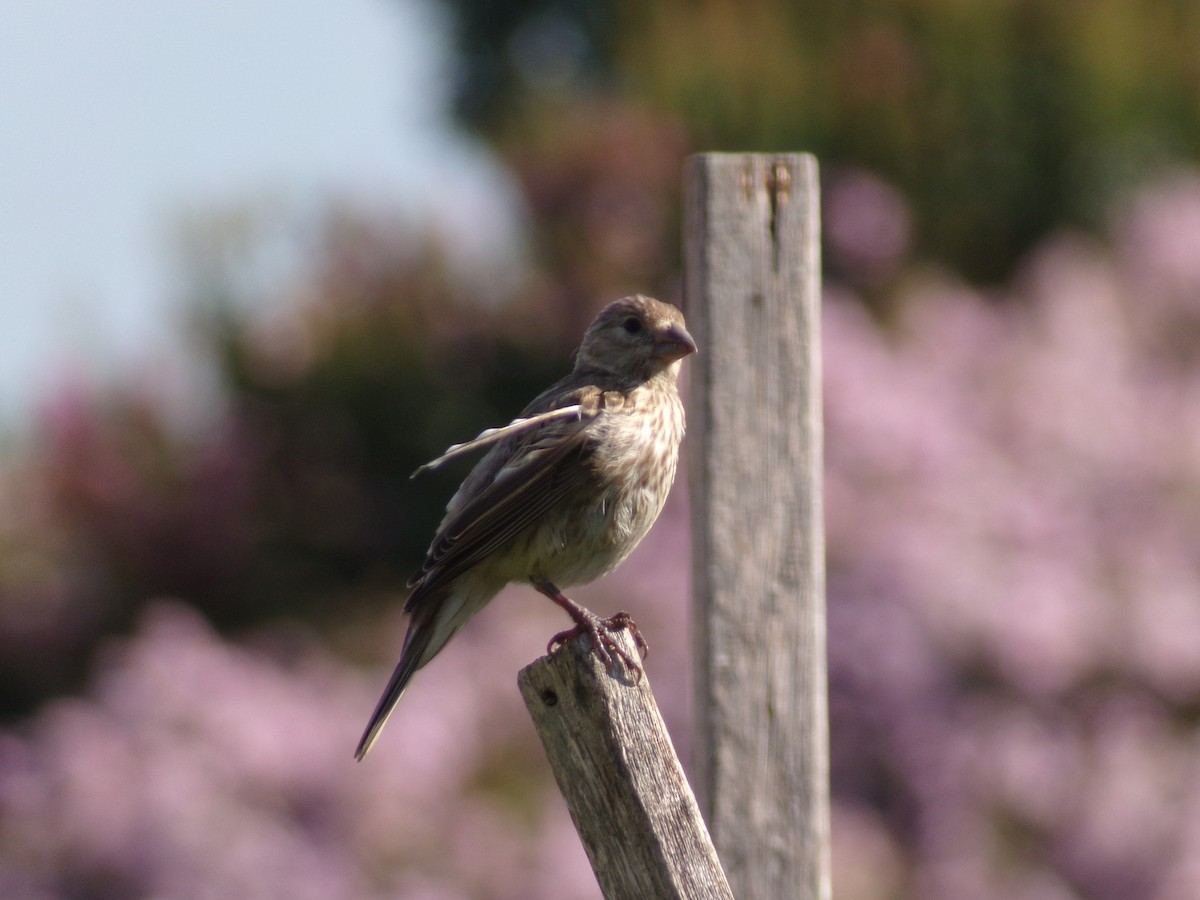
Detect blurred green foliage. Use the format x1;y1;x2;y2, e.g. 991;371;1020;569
445;0;1200;281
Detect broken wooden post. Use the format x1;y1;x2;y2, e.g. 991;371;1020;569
684;152;831;900
519;631;733;900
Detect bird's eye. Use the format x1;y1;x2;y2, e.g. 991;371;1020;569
622;317;642;334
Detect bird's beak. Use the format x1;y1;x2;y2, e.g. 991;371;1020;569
652;323;698;361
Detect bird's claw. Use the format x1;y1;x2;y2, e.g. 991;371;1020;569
547;610;647;680
603;611;649;660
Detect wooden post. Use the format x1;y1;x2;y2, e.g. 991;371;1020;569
684;153;830;900
519;631;733;900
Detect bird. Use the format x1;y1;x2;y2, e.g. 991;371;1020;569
356;294;696;760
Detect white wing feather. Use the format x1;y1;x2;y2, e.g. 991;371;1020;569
411;404;584;478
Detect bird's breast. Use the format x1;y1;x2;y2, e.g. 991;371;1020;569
524;384;685;588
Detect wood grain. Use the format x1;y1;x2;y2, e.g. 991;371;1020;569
684;153;831;900
519;631;733;900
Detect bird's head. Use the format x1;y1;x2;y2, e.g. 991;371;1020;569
575;295;697;383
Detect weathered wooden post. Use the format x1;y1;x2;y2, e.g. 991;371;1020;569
684;153;830;900
519;631;733;899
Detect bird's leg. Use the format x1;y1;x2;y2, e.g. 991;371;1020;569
533;579;647;678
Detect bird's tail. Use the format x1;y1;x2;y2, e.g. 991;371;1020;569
354;626;430;761
354;581;493;760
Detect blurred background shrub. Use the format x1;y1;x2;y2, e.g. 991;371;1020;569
2;1;1199;898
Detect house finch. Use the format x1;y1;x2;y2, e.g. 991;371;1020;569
356;295;696;759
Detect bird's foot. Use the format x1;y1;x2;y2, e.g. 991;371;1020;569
547;609;647;679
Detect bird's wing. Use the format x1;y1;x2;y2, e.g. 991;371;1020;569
403;383;607;611
356;387;603;761
410;405;584;478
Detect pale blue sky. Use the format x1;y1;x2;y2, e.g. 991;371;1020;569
0;0;518;430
